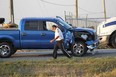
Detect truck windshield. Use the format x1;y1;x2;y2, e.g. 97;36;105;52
58;19;72;30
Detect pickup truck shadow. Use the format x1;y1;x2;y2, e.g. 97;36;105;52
12;51;64;58
12;53;54;58
11;49;116;58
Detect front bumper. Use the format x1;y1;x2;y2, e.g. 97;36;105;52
86;39;99;50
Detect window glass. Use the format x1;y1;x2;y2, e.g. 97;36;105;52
24;20;64;32
24;21;45;30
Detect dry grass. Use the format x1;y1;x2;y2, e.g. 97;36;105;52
0;57;116;77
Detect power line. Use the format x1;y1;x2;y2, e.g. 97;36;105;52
40;0;103;15
36;0;46;16
40;0;74;6
89;12;104;15
78;7;103;14
80;12;104;16
79;7;94;13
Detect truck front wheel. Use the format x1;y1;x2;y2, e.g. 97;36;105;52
111;33;116;48
0;42;13;58
72;41;87;57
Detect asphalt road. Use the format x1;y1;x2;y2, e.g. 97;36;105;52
0;49;116;61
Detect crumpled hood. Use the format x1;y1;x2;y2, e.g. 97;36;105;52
72;27;96;35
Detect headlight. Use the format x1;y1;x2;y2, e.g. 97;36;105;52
81;34;88;40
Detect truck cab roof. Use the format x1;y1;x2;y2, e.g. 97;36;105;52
20;17;60;21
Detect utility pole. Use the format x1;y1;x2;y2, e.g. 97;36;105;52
75;0;78;27
86;14;88;28
64;11;66;21
10;0;15;23
102;0;107;21
75;0;78;19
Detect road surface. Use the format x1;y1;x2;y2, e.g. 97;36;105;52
0;49;116;61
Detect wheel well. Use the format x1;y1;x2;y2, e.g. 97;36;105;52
109;30;116;44
0;38;14;47
75;38;86;43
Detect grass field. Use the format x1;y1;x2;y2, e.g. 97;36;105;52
0;57;116;77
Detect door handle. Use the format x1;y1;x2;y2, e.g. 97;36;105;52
21;33;27;36
41;33;46;36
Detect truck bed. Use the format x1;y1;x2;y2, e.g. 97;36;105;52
0;28;18;30
0;28;20;48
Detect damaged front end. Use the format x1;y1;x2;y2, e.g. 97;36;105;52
72;28;99;56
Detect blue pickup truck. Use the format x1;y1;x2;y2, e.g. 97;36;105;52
0;17;98;58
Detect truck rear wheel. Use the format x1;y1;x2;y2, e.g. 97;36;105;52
72;41;87;57
0;42;13;58
111;33;116;48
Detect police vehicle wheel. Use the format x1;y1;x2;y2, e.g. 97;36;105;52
72;41;87;57
111;33;116;48
0;42;13;58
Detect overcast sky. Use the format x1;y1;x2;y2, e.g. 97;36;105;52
0;0;116;24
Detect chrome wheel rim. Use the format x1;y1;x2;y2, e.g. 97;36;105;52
73;43;84;55
0;45;10;56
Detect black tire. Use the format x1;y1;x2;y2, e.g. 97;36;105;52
0;42;13;58
72;41;87;57
111;33;116;48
